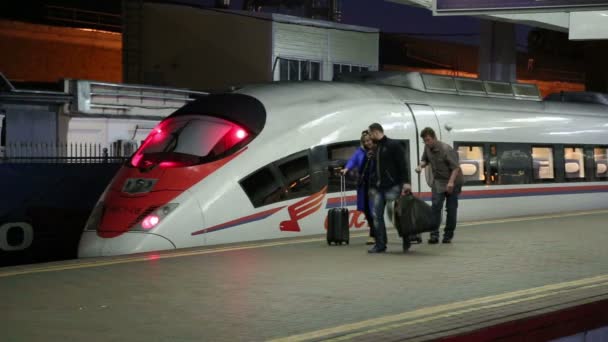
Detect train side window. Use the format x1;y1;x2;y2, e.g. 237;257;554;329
564;147;585;180
276;154;313;200
496;144;532;185
327;142;359;193
240;167;285;208
594;147;608;180
456;145;485;184
488;144;498;184
532;146;555;181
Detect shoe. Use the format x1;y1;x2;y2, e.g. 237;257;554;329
442;237;452;244
428;237;439;244
366;237;375;245
368;246;386;253
402;239;411;252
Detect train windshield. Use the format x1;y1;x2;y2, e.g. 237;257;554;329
131;115;250;168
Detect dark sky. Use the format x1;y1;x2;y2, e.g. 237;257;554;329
233;0;531;47
0;0;532;47
342;0;482;45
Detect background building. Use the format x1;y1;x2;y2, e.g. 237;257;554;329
122;2;379;91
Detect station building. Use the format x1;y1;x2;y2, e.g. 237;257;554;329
122;3;379;90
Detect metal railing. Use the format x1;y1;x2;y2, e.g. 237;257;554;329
70;79;208;117
45;5;122;32
1;142;137;164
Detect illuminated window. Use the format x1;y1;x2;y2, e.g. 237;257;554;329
457;145;485;183
594;147;608;179
532;147;555;180
564;147;585;179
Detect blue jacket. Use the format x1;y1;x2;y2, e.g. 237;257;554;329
345;147;374;211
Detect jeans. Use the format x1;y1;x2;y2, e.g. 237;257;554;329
430;185;462;239
370;185;401;250
362;186;375;237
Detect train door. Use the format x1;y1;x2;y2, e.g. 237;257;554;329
405;104;441;194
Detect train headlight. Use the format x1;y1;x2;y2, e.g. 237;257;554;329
132;203;179;231
141;214;160;230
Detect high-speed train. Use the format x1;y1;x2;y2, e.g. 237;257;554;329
78;72;608;257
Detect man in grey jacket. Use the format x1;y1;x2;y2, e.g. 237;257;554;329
415;127;463;244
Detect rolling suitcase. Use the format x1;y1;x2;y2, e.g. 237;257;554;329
327;175;349;245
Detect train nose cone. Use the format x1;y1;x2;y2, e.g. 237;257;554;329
78;231;176;257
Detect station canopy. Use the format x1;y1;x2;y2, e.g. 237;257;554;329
387;0;608;40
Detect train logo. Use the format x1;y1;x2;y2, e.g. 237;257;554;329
280;186;327;232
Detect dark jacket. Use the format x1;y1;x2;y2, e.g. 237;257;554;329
370;136;408;190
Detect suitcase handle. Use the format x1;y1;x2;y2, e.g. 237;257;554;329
340;174;346;208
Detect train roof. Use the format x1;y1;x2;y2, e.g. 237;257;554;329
236;76;608;119
334;71;543;102
545;91;608;106
171;93;266;134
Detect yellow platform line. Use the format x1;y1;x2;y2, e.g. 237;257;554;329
1;208;607;278
0;234;364;278
269;275;608;342
325;282;608;341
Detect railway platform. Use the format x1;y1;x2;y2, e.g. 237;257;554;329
2;209;608;341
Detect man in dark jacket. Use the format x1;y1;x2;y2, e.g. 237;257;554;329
367;123;411;253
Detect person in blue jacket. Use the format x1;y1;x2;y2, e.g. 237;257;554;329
342;130;376;245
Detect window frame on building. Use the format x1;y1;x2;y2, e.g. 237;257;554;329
278;57;322;81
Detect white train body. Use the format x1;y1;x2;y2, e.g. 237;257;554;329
78;72;608;257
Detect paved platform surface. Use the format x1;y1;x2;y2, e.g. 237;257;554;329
2;210;608;342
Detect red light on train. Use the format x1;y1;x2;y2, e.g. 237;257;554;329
131;125;164;167
153;129;165;141
141;214;160;230
131;153;143;168
159;161;180;168
235;129;247;140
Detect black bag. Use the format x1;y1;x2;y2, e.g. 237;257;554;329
327;175;349;245
394;193;433;237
